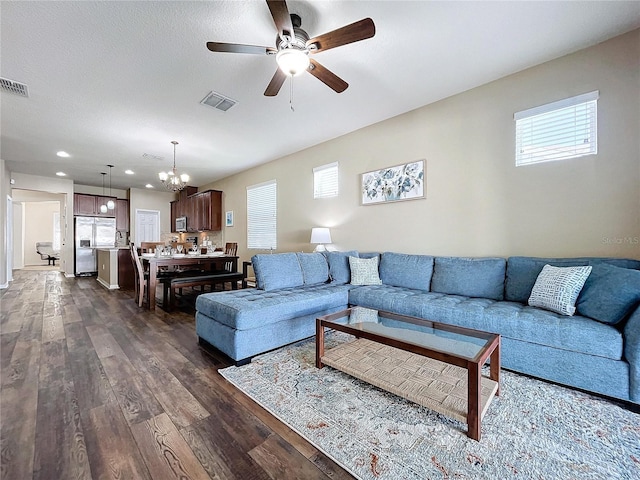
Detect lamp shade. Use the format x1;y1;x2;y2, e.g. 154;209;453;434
310;227;332;245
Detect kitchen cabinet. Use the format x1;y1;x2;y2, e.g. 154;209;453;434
170;189;222;232
73;193;117;217
97;196;117;216
74;194;98;215
170;201;178;230
116;199;129;231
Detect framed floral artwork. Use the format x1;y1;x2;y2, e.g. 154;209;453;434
225;211;234;227
361;160;425;205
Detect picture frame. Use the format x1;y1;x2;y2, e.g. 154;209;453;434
361;159;425;205
225;211;234;227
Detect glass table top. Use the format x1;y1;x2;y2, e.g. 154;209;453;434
321;306;498;361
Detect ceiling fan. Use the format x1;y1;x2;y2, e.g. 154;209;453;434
206;0;375;97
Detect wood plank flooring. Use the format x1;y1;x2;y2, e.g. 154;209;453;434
0;270;354;480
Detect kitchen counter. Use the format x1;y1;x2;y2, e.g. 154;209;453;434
97;248;119;290
97;247;135;290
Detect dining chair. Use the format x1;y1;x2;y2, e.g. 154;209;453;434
130;243;148;307
224;242;238;272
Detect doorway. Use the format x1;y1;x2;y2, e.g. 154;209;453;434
135;209;161;243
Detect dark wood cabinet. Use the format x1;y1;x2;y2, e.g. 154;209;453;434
115;199;129;231
117;248;134;289
170;201;178;231
170;189;222;232
74;194;97;215
74;193;118;217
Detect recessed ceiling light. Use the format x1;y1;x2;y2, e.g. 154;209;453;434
56;151;70;158
125;170;134;175
55;172;66;177
145;184;154;188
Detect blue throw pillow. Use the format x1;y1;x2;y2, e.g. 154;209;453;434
576;264;640;325
379;252;434;291
251;253;304;291
325;251;359;284
296;253;329;285
431;257;506;300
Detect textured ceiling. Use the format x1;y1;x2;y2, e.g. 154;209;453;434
2;1;639;191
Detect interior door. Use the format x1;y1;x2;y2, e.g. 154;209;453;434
135;209;160;243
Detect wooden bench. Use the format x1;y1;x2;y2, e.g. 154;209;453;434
164;272;244;310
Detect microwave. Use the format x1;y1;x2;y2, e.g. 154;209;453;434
176;216;187;232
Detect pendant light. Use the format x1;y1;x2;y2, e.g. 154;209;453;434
99;172;108;213
159;141;189;192
106;164;115;210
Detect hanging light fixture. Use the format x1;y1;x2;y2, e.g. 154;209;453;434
106;164;115;210
99;172;108;213
159;141;189;192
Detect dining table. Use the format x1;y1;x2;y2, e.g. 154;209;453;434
141;253;239;311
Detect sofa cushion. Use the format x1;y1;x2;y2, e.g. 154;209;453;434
505;256;640;303
326;250;359;284
528;265;592;316
379;252;434;291
576;264;640;325
431;257;506;300
296;253;329;285
195;283;352;331
252;253;304;291
349;256;382;285
349;285;623;361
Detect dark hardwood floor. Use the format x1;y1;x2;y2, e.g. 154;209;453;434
0;269;354;480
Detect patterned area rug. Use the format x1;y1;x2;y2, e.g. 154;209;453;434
220;333;640;480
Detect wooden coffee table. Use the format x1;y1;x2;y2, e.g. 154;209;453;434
316;307;500;441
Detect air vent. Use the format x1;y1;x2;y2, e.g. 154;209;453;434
200;91;237;112
142;153;164;161
0;77;29;97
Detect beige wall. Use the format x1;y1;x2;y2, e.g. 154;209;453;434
23;201;60;266
74;184;128;199
206;29;640;264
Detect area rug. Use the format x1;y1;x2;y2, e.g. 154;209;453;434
219;333;640;479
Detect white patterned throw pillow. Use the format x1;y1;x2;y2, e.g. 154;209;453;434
349;256;382;286
528;264;592;316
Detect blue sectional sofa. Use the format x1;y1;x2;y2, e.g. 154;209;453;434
195;251;640;405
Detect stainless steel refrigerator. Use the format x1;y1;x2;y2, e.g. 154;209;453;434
75;216;117;275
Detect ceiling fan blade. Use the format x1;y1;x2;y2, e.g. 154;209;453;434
264;68;287;96
306;18;375;53
308;59;348;93
207;42;276;55
266;0;294;38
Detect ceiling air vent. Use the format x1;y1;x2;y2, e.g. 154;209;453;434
142;153;164;161
200;91;237;112
0;77;29;97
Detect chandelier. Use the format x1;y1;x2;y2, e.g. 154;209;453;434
159;140;189;192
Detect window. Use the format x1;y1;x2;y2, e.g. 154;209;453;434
53;212;61;251
515;90;598;166
247;180;277;250
313;162;339;199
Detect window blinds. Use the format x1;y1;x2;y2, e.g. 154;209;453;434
246;180;277;250
313;162;339;199
515;91;598;166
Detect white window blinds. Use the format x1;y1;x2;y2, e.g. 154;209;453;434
247;180;277;250
515;90;598;166
313;162;339;199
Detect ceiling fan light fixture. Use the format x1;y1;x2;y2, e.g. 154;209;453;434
276;48;309;76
